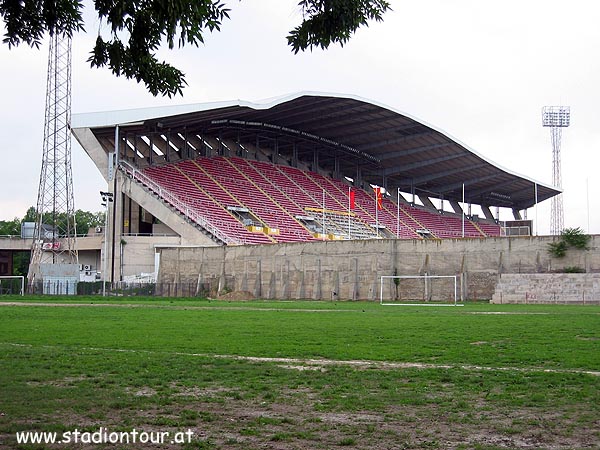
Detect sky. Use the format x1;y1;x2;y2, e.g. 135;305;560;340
1;0;598;235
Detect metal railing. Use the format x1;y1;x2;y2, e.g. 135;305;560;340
119;161;241;245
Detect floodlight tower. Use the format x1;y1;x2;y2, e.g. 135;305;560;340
542;106;570;236
27;33;78;289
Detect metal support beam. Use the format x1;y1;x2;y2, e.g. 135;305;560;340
412;163;487;185
356;131;437;152
377;143;452;161
383;153;464;177
437;174;501;194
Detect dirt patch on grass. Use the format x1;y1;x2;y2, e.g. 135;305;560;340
215;291;255;301
6;393;597;450
575;335;600;341
26;375;89;387
6;342;600;377
277;364;327;372
125;386;158;397
169;383;237;398
467;311;550;315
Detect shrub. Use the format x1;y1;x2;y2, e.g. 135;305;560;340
561;227;591;250
547;240;568;258
547;227;591;258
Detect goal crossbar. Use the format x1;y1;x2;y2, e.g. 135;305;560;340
379;275;463;306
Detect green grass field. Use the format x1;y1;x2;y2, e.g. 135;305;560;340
1;297;599;449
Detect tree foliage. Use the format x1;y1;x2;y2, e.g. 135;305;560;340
0;217;20;236
547;227;591;258
1;0;391;97
560;227;590;250
288;0;390;53
0;207;104;237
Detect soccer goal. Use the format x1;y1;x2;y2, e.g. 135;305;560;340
0;276;25;296
379;274;462;306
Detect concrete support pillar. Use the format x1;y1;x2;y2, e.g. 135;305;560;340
282;260;290;299
370;256;379;301
512;209;523;220
268;271;276;299
332;270;340;300
352;258;359;300
396;190;409;204
254;259;262;298
315;258;322;300
109;173;125;283
297;259;305;299
130;199;141;234
241;260;248;292
450;200;463;215
418;195;436;211
481;205;495;221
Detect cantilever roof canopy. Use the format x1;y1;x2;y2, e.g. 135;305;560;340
73;91;560;210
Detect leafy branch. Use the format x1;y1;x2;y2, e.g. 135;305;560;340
1;0;391;97
547;227;591;258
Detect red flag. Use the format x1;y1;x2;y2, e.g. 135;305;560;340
374;187;383;210
349;189;355;210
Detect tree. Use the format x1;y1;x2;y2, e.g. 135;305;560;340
74;210;104;235
1;0;390;97
0;218;21;236
11;206;104;237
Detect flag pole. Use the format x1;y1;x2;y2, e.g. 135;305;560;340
397;187;400;238
375;188;379;238
462;182;465;238
322;189;326;240
348;186;351;239
534;183;538;236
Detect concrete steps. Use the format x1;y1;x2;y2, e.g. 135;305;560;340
491;273;600;304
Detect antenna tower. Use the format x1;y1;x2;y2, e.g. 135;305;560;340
542;106;570;236
27;33;78;288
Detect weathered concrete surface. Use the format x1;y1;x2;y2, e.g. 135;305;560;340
492;273;600;304
157;235;600;300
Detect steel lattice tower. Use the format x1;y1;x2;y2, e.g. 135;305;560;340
542;106;570;236
27;33;78;286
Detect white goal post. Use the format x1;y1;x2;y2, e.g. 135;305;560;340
379;274;463;306
0;276;25;296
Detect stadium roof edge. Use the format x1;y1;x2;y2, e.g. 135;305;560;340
72;91;561;209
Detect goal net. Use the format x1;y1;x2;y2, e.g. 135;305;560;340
379;274;461;306
0;276;25;296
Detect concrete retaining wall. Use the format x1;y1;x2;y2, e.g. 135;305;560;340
156;235;600;300
491;273;600;304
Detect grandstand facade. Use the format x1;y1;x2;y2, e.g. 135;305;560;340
72;92;560;282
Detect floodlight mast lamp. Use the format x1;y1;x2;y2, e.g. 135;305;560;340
27;33;78;289
542;106;570;236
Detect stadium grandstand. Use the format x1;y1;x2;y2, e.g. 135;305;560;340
70;92;560;280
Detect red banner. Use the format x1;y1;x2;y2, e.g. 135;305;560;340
349;189;355;210
374;187;383;210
